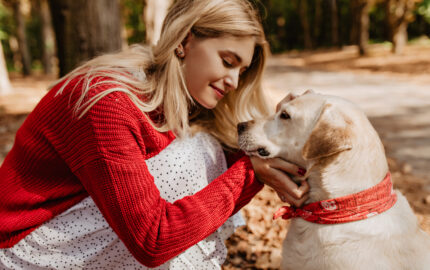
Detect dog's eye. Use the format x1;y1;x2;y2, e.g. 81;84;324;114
280;111;291;120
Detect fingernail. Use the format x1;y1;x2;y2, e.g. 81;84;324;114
298;168;306;176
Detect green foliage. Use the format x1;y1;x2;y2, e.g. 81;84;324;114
257;0;429;52
409;0;430;38
0;2;13;41
368;3;387;43
27;7;43;66
417;0;430;23
259;0;354;52
259;0;315;52
123;0;146;45
1;0;429;73
0;2;15;71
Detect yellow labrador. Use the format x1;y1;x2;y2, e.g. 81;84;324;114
238;91;430;270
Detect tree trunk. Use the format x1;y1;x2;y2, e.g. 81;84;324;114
350;0;359;45
119;1;129;49
299;0;312;50
313;0;323;46
12;0;32;76
0;42;13;95
392;20;408;54
48;0;122;76
35;0;55;75
358;1;370;55
330;0;340;47
144;0;172;46
350;0;370;55
385;0;416;54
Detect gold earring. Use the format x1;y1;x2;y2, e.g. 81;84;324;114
175;48;185;58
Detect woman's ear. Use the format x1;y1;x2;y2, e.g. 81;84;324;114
175;32;193;59
181;31;194;56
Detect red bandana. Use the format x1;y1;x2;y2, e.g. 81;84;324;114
273;173;397;224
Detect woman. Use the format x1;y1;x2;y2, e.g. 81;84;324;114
0;0;308;268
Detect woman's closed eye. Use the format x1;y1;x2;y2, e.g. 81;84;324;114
222;58;234;68
223;59;248;76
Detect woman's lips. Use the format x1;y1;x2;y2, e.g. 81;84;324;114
210;85;225;98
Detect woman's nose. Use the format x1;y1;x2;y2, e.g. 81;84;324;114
224;69;240;90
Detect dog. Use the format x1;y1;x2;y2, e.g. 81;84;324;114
237;91;430;270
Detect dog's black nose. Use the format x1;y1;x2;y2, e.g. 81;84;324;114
237;122;248;135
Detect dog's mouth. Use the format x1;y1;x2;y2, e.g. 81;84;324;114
238;134;271;158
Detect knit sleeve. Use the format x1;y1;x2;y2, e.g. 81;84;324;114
68;90;263;267
225;149;246;168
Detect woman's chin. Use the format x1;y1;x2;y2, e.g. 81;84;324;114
195;99;218;109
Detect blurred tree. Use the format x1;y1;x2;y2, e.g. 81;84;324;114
298;0;313;49
385;0;422;54
314;0;323;43
409;0;430;37
0;2;12;69
34;0;54;74
368;2;388;42
260;0;352;51
417;0;430;22
0;41;12;94
48;0;122;76
3;0;31;76
330;0;340;47
350;0;373;55
122;0;145;44
144;0;172;46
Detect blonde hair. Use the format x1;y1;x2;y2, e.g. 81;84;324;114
54;0;270;149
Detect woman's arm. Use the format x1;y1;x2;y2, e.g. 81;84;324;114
64;90;262;267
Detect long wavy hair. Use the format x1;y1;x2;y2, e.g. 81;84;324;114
54;0;270;149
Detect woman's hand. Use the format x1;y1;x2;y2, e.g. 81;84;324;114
250;156;309;207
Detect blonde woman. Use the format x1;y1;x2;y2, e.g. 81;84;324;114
0;0;308;269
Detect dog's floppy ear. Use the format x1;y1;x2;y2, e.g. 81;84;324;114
276;92;298;112
302;103;353;160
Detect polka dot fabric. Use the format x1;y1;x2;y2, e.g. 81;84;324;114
0;132;245;269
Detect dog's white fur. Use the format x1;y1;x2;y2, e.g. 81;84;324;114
238;92;430;270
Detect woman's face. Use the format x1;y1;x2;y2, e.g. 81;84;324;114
182;35;255;109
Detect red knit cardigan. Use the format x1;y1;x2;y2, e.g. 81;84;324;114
0;76;263;267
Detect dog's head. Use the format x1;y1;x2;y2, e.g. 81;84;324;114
239;91;389;199
237;91;356;168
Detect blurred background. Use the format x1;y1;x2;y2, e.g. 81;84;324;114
0;0;429;269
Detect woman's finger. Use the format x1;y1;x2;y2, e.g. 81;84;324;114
265;168;306;199
268;157;306;177
289;193;310;208
278;191;309;208
298;180;310;194
250;156;309;201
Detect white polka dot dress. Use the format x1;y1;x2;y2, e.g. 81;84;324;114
0;132;245;269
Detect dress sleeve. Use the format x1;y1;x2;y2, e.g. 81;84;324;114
66;90;263;267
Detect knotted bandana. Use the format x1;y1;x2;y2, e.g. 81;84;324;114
273;173;397;224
